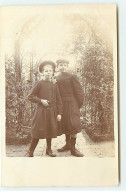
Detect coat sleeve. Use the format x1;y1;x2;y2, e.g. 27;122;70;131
56;84;63;115
27;82;41;104
71;75;84;108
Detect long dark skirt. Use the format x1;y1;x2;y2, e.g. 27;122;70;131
31;106;62;139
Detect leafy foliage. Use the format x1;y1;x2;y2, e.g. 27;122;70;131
5;55;38;144
71;30;114;141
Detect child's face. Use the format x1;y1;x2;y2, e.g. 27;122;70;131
42;65;54;80
57;62;68;73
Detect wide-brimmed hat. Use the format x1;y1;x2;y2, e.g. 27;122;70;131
56;59;69;65
39;60;56;73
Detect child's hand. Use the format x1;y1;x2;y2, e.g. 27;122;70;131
41;99;49;106
57;115;62;121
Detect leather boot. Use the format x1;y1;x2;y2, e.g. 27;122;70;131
46;138;56;157
57;134;71;152
71;137;84;157
25;138;39;157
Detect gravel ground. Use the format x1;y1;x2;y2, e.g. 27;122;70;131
6;130;115;157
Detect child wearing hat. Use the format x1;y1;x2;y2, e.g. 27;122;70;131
56;59;84;157
25;61;63;157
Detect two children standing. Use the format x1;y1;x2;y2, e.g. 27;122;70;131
26;59;84;157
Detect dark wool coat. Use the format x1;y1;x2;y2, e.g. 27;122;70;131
28;80;63;139
56;72;84;135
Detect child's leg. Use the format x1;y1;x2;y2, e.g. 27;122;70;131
46;138;56;157
70;133;84;157
57;134;71;152
46;138;51;150
25;138;39;157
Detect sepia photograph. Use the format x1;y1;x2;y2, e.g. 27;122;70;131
0;4;118;186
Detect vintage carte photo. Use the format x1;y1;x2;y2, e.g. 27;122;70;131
2;5;117;160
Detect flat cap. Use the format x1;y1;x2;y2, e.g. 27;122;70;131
39;60;56;73
56;59;69;64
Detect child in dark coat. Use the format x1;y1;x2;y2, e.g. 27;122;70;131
56;59;84;157
26;61;62;157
